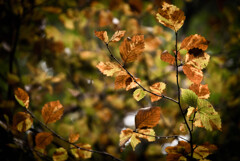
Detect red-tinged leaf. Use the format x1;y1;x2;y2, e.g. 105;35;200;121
135;107;161;129
35;132;53;149
150;82;166;102
70;143;92;159
119;35;144;63
189;83;210;99
180;34;209;51
160;50;175;65
156;2;185;32
41;100;64;124
183;64;203;84
14;88;29;108
109;30;126;42
13;112;33;132
94;31;108;43
53;147;68;161
115;71;140;91
96;61;122;76
69;133;80;143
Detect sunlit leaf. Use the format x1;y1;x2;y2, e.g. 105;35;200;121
109;30;126;42
14;88;29;109
133;88;146;101
156;2;185;32
35;132;53;149
70;143;92;159
135;107;161;129
69;133;80;143
186;107;196;121
96;61;122;77
181;34;209;51
115;71;140;91
94;31;109;43
185;52;210;70
13;112;33;132
183;64;203;84
119;128;133;149
160;50;175;65
130;133;141;151
165;141;190;161
193;143;217;160
41;100;64;124
150;82;166;102
53;147;68;161
189;83;210;99
181;88;198;107
119;35;144;63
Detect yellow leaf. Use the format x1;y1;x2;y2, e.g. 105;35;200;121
130;133;141;151
70;143;92;159
96;61;122;77
12;112;33;132
14;88;29;109
53;147;68;161
119;128;133;148
35;132;53;149
109;30;126;42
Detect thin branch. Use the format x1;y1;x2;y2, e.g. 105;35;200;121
105;43;178;104
25;108;123;161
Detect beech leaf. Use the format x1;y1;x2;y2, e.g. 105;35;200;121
193;143;217;160
41;100;64;124
135;106;161;129
165;141;190;161
13;112;33;132
109;30;126;42
94;31;108;43
14;87;29;108
115;71;140;91
189;83;210;99
35;132;53;149
53;147;68;161
69;133;80;143
119;128;133;149
183;63;203;84
149;82;166;102
160;50;175;65
133;88;146;101
70;143;92;159
96;61;121;77
181;34;209;51
185;52;210;70
181;88;198;107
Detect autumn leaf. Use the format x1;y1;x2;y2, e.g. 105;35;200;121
35;132;53;149
119;35;144;63
41;100;64;124
70;143;92;159
149;82;166;102
193;143;217;160
109;30;126;42
53;147;68;161
14;87;29;108
185;52;210;70
181;88;198;107
96;61;122;77
94;31;108;43
133;88;146;101
165;141;190;161
160;50;175;65
13;112;33;132
115;71;140;91
156;2;185;32
182;63;203;84
135;107;161;129
189;83;210;99
69;133;80;143
180;34;209;51
119;128;134;149
186;107;196;121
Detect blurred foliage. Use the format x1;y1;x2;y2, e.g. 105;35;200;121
0;0;239;161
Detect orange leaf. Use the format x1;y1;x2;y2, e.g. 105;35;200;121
183;64;203;84
69;133;80;143
94;31;108;43
189;83;210;99
14;87;29;108
109;30;126;42
115;71;140;91
160;50;175;65
35;132;53;149
41;100;64;124
165;141;191;161
119;35;144;63
99;10;113;27
180;34;209;51
12;112;33;132
119;128;133;148
96;61;121;77
150;82;166;102
135;107;161;129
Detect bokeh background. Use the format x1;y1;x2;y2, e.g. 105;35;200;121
0;0;239;160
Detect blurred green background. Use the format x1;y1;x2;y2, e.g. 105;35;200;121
0;0;239;160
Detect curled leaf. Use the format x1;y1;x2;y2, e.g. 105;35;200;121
119;128;133;149
14;88;29;108
96;61;122;76
150;82;166;102
109;30;126;42
35;132;53;149
94;31;108;43
13;112;33;132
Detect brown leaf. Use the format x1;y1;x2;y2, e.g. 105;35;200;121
99;10;113;27
156;2;185;32
14;88;29;108
189;83;210;99
41;100;64;124
69;133;80;143
115;71;140;91
150;82;166;102
183;64;203;84
94;31;108;43
180;34;209;51
96;61;122;77
109;30;126;42
185;52;210;70
160;50;175;65
35;132;53;149
144;36;162;52
119;128;133;148
165;141;191;161
135;107;161;129
12;112;33;132
119;35;144;63
193;143;217;160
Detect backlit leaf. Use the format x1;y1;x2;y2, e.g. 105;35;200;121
41;100;64;124
109;30;126;42
180;34;209;51
165;141;190;161
96;61;122;76
185;52;210;70
70;143;92;159
183;64;203;84
119;128;133;149
53;147;68;161
181;88;198;107
119;35;144;63
160;50;175;65
193;143;217;160
69;133;80;143
130;133;141;151
133;88;146;101
189;83;210;99
115;71;140;91
150;82;166;102
14;88;29;109
94;31;108;43
13;112;33;132
156;2;185;32
35;132;53;149
135;107;161;129
186;107;196;121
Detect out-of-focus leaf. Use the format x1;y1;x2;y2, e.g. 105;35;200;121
14;88;29;109
193;143;217;160
96;61;122;76
181;88;198;107
53;147;68;161
165;141;190;161
109;30;126;42
69;133;80;143
189;83;210;99
149;82;166;102
95;31;108;43
13;112;33;132
35;132;53;149
160;50;175;65
133;88;146;101
70;143;92;159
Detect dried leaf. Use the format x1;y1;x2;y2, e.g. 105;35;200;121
69;133;80;143
119;35;144;63
70;143;92;159
14;88;29;109
41;100;64;124
193;143;217;160
181;34;209;51
13;112;33;132
165;141;190;161
35;132;53;149
156;2;185;32
119;128;133;148
115;71;140;91
144;36;162;52
185;52;210;70
181;88;198;107
183;64;203;84
99;10;113;27
160;50;175;65
94;31;108;43
133;88;146;101
135;107;161;129
189;83;210;99
109;30;126;42
96;61;122;76
150;82;166;102
53;147;68;161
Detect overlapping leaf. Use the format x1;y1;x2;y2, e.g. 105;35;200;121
181;34;209;51
181;88;198;107
109;30;126;42
115;71;140;91
160;50;175;65
35;132;53;149
119;35;144;63
133;88;146;101
156;2;185;32
14;88;29;108
94;31;108;43
53;147;68;161
189;83;210;99
193;143;217;160
185;52;210;70
96;61;122;76
182;64;203;84
149;82;166;102
12;112;33;132
70;143;92;159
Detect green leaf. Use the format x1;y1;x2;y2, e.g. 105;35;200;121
181;89;198;107
133;88;146;101
53;147;68;161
